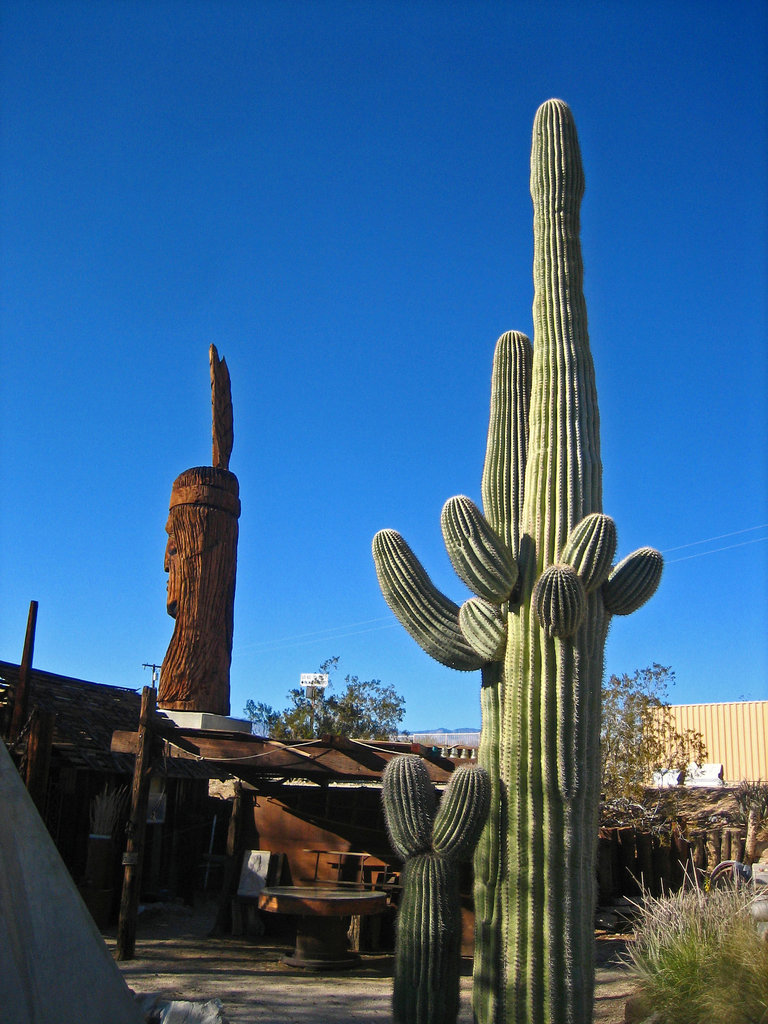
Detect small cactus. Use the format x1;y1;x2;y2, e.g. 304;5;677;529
382;755;490;1024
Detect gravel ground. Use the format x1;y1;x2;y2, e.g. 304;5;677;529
106;902;636;1024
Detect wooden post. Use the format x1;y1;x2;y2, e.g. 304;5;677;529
653;837;672;894
635;831;655;895
721;827;732;863
10;600;38;742
212;781;245;936
25;706;55;815
730;828;746;864
706;829;722;871
116;686;156;961
671;827;692;889
617;827;638;896
692;833;707;879
596;831;614;905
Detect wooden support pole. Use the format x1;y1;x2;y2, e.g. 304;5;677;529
721;827;732;863
706;829;722;871
635;830;655;895
10;600;38;743
671;827;693;889
692;833;707;878
116;686;156;961
617;826;639;896
25;707;55;815
596;831;614;905
731;828;746;864
212;780;245;936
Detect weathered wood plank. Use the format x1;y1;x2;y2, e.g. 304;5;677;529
25;706;55;814
10;600;38;742
116;687;157;961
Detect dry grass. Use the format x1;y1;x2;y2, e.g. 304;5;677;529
89;783;128;835
628;882;768;1023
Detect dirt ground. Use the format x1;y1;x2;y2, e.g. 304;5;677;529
106;901;637;1024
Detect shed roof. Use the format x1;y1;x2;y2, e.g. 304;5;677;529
0;661;225;779
1;661;466;784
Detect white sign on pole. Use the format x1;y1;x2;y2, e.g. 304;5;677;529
299;673;328;690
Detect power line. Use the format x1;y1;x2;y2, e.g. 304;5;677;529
238;617;398;654
236;525;768;656
664;535;768;565
662;523;767;554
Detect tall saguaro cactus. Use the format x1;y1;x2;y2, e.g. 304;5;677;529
382;756;490;1024
372;100;663;1024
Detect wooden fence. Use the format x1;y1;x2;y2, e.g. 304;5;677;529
597;824;746;903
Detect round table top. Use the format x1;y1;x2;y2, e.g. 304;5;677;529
258;885;387;916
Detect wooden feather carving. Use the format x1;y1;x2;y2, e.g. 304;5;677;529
210;344;234;470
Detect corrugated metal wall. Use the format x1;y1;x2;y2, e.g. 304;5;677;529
665;701;768;783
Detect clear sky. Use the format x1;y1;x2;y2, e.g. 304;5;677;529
1;1;766;732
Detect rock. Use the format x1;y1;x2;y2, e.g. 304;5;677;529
138;996;228;1024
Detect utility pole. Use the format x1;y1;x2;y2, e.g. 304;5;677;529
299;673;328;738
142;663;161;687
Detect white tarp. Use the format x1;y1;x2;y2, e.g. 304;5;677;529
684;762;725;787
0;740;143;1024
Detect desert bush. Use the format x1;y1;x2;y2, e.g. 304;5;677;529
735;781;768;823
628;882;768;1023
735;780;768;864
601;665;707;801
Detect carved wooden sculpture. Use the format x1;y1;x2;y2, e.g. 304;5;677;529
158;345;240;716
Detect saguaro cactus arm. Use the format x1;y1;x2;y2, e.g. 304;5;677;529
459;598;507;661
532;564;587;638
602;547;663;615
432;764;490;859
372;530;485;670
560;513;617;592
382;754;437;858
441;496;518;602
481;330;533;555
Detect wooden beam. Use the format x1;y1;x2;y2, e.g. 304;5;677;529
317;734;390;771
25;706;55;815
111;729;337;777
110;727;457;783
116;686;157;961
10;600;38;743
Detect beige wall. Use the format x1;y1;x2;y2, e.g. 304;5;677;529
664;701;768;784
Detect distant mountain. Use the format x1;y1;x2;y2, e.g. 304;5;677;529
410;726;480;735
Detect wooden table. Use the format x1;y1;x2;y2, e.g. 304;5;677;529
258;885;387;969
304;849;373;887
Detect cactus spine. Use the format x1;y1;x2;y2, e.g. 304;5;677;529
372;99;662;1024
382;756;490;1024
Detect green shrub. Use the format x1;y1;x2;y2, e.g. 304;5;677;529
629;883;768;1023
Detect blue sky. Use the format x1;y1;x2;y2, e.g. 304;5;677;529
1;1;766;731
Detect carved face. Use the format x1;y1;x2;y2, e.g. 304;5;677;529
164;514;180;618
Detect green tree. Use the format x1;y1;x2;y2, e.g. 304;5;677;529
242;700;281;737
600;664;707;800
243;657;406;740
